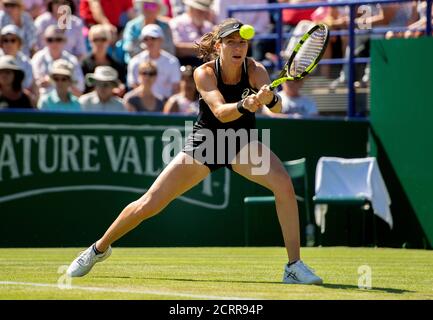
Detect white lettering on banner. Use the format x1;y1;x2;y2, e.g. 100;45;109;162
0;134;19;181
82;136;100;172
0;134;169;177
16;134;38;177
0;124;230;210
61;135;80;172
38;134;60;174
121;137;143;174
104;136;128;172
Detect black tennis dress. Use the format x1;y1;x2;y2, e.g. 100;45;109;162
182;57;258;172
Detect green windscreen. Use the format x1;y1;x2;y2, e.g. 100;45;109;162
370;37;433;248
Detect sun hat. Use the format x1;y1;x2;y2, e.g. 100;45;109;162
3;0;23;6
0;55;23;72
85;66;119;87
0;55;24;82
50;59;74;81
183;0;211;11
44;25;67;40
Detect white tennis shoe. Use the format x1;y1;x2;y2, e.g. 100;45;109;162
282;260;323;285
67;244;112;277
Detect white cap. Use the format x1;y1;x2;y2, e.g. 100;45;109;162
1;24;23;39
44;25;66;39
140;24;164;40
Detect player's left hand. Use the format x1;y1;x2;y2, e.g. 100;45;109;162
256;85;274;105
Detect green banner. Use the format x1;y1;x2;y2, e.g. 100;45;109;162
0;112;368;247
0;120;229;210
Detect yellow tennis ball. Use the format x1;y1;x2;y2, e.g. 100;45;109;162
239;25;255;40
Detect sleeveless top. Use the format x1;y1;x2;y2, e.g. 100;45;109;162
194;57;257;132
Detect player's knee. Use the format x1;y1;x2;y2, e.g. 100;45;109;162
273;176;295;199
132;193;163;220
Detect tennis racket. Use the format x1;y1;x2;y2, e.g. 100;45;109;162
269;23;330;89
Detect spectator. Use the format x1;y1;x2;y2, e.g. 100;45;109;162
169;0;214;67
37;59;81;111
278;0;316;32
106;25;127;67
0;55;33;109
31;25;84;96
386;1;425;39
23;0;45;19
212;0;271;61
330;2;417;89
123;0;175;63
355;3;416;29
163;65;198;114
0;0;36;57
127;24;180;99
79;66;126;112
358;3;417;85
81;24;126;93
0;25;35;93
34;0;87;61
262;80;317;118
404;1;433;38
161;0;173;17
124;60;164;112
169;0;185;17
79;0;134;29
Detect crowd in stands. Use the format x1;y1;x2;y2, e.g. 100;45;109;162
0;0;431;117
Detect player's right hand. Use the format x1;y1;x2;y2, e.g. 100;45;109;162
243;94;261;113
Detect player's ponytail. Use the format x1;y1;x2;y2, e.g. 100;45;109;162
196;29;218;62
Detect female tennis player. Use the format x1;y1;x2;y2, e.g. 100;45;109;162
67;19;323;285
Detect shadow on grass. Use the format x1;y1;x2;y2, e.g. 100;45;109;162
95;275;281;285
321;283;413;294
94;276;412;293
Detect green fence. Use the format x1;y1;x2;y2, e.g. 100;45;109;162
0;112;369;247
370;37;433;249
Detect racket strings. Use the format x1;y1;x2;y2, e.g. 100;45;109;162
289;28;328;77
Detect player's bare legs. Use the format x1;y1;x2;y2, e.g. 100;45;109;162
67;152;210;277
231;141;300;262
231;141;322;284
95;152;210;252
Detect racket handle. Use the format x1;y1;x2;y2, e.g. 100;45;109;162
267;84;276;91
249;85;275;95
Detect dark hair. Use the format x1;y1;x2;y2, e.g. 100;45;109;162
48;0;76;15
11;70;24;91
196;18;242;62
138;61;158;74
